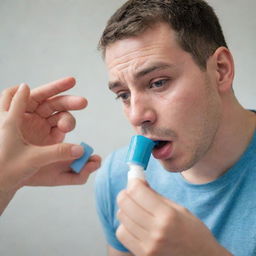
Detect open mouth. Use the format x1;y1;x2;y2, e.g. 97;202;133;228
154;140;169;149
152;140;173;159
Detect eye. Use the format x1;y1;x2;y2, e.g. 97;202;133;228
115;92;130;103
149;79;169;89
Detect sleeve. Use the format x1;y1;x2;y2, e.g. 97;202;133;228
94;152;129;252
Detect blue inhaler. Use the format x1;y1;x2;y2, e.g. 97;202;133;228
126;135;155;181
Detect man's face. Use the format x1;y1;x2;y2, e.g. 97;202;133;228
105;22;222;172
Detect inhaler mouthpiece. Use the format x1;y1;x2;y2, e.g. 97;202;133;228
126;135;155;181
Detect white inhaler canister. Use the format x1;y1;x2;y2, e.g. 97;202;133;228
126;135;156;181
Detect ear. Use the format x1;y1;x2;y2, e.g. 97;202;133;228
212;47;234;92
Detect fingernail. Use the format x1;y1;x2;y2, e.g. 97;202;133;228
71;145;84;157
18;83;26;92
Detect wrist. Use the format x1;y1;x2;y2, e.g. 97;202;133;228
0;185;19;215
0;189;17;215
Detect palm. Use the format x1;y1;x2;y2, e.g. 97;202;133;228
21;112;64;146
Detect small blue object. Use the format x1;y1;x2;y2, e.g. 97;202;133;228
70;142;94;173
126;135;155;170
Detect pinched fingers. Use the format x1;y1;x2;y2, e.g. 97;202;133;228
26;143;85;170
25;154;101;187
60;155;102;185
79;154;101;174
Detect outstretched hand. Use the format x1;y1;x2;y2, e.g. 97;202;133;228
0;78;101;214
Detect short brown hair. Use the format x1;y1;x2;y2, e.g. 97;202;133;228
98;0;228;69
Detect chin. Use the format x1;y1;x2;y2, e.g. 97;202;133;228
159;156;196;173
160;160;185;173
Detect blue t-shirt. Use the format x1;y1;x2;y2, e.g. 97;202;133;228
95;131;256;255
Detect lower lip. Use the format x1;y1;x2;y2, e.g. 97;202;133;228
152;142;173;160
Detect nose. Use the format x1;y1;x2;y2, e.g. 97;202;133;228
127;93;156;130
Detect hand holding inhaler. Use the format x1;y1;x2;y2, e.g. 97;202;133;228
116;135;231;256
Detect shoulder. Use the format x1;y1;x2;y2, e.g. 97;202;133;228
94;146;129;197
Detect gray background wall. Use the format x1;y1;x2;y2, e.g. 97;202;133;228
0;0;255;255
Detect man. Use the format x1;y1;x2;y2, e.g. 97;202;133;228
0;77;101;215
95;0;256;255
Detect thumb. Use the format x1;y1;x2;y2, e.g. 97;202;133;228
27;143;84;168
9;83;30;125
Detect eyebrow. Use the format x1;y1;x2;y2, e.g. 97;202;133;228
108;62;173;91
135;63;172;79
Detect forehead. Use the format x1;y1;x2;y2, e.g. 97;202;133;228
105;23;186;73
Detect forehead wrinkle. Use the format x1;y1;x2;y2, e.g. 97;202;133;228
107;44;163;70
108;60;134;91
108;57;146;91
107;41;177;91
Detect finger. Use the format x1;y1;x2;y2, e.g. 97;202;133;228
27;77;76;112
0;85;18;111
117;190;154;230
117;209;149;239
36;95;87;118
27;143;84;168
8;84;30;124
48;112;76;133
47;127;66;144
116;224;142;256
79;154;101;174
127;179;172;216
58;155;101;185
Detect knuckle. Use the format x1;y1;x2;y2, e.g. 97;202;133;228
56;144;68;157
152;230;166;245
161;208;177;224
156;209;177;233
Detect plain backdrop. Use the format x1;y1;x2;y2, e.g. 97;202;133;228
0;0;255;255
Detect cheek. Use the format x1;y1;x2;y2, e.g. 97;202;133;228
157;87;204;120
156;82;220;133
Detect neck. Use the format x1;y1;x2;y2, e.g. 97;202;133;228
182;95;256;184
